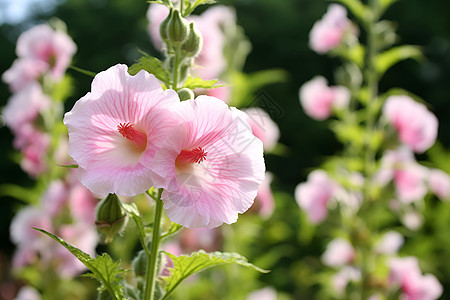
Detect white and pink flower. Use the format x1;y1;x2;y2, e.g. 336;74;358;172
242;107;280;152
383;95;438;153
153;96;265;228
2;58;48;92
295;170;338;223
309;4;354;54
428;168;450;201
64;64;180;197
299;76;350;120
322;238;355;267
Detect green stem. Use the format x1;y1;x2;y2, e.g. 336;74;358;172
172;46;181;90
144;188;164;300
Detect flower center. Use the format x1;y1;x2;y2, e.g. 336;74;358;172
117;122;147;152
176;147;207;167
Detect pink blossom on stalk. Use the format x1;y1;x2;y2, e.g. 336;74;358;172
63;64;180;197
428;168;450;201
383;95;438;153
16;24;76;80
299;76;350;120
152;96;265;228
388;256;443;300
309;4;353;54
242;108;280;152
295;170;338;223
20;133;50;177
322;238;355;267
2;58;48;92
250;172;275;218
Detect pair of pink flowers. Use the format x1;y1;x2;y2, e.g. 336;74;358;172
64;64;265;229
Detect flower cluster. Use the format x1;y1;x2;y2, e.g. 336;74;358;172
64;64;265;228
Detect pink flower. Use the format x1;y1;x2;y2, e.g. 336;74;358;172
20;133;50;177
299;76;350;120
2;58;48;92
332;266;361;295
374;231;404;255
153;96;265;228
68;179;98;224
16;24;76;80
322;238;355;267
63;64;180;197
242;108;280;152
14;286;41;300
295;170;338;223
180;228;222;253
428;168;450;201
250;172;275;218
246;287;277;300
207;85;231;104
383;95;438;153
146;3;170;49
388;257;443;300
41;180;69;217
309;4;353;54
376;147;429;204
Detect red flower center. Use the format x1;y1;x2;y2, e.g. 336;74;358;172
117;122;147;152
176;147;208;166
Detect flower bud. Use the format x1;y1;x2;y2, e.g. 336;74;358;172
182;22;203;57
167;9;189;46
132;250;148;277
177;88;195;101
159;8;173;46
95;193;127;244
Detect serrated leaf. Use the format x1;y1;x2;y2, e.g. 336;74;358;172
335;0;368;22
375;46;422;77
34;228;126;300
161;250;268;300
182;76;219;89
183;0;215;16
129;56;171;84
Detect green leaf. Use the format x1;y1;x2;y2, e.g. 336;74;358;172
129;55;171;85
375;45;422;77
0;184;39;204
335;0;368;22
182;76;219;89
161;250;268;300
34;228;127;300
58;164;79;169
161;222;183;240
183;0;215;17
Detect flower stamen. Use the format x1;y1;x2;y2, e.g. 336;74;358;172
117;122;147;152
176;147;207;166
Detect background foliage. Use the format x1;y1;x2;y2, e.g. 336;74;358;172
1;0;450;298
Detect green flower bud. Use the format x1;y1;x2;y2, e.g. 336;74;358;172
181;22;203;57
167;10;189;46
95;193;127;244
177;88;195;101
132;250;148;277
159;8;173;46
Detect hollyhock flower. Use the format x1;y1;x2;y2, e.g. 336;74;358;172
295;169;338;223
309;4;354;54
242;108;280;152
2;58;48;92
68;180;98;224
250;172;275;218
388;256;443;300
374;231;404;255
2;83;50;134
152;96;265;228
299;76;350;120
332;266;361;295
16;23;76;80
322;238;355;267
146;3;170;49
63;64;180;197
10;206;52;248
180;228;222;253
376;147;429;204
383;95;438;153
14;286;41;300
429;168;450;201
246;287;277;300
41;180;69;217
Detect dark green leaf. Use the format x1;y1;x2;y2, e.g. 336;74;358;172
128;56;171;84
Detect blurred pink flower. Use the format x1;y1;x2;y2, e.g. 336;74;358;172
428;168;450;201
242;108;280;152
41;180;69;217
20;133;50;177
383;95;438;153
299;76;350;120
68;179;98;224
16;23;76;80
401;210;423;231
250;172;275;218
332;266;361;295
246;287;277;300
388;256;443;300
374;231;404;255
63;64;180;197
2;58;48;92
14;286;41;300
295;169;338;223
309;4;353;54
153;96;265;228
180;228;222;253
322;238;355;267
207;85;231;103
146;3;170;49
